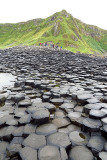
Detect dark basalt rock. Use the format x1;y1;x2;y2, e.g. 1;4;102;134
0;141;9;154
0;94;6;104
0;127;7;140
87;136;106;156
50;98;64;105
74;105;83;113
25;80;35;87
47;132;71;149
104;142;107;151
11;93;25;103
60;147;68;160
0;114;13;127
26;106;38;114
98;152;107;160
69;146;94;160
23;124;36;136
38;145;61;160
86;98;99;104
32;109;50;124
3;126;17;141
55;110;66;118
42;95;50;102
18;114;31;125
7;143;22;158
100;125;107;139
11;137;24;144
0;46;107;159
59;103;74;112
6;118;18;126
18;99;31;108
84;103;102;115
101;117;107;125
69;131;89;146
14;111;27;118
58;127;69;134
23;134;46;149
77;93;93;105
36;123;57;136
52;118;70;128
0;153;6;160
42;102;56;112
12;126;24;137
68;112;82;125
67;124;81;132
101;108;107;115
19;147;37;160
89;109;106;119
81;118;102;133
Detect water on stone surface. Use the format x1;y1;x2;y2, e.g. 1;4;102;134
0;73;16;90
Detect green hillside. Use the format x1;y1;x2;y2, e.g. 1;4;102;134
0;10;107;54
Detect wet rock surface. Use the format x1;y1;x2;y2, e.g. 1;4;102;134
0;46;107;159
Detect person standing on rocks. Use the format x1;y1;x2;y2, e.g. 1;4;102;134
60;46;62;50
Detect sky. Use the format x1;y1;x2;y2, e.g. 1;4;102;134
0;0;107;30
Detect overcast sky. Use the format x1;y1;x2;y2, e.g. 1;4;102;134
0;0;107;30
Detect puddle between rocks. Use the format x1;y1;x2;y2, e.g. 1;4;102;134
0;73;16;90
79;133;86;139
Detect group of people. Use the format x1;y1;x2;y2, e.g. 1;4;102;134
39;42;62;50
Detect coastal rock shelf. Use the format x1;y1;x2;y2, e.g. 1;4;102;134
0;46;107;160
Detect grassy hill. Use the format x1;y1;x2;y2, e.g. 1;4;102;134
0;10;107;54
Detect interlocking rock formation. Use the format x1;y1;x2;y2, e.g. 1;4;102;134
0;46;107;159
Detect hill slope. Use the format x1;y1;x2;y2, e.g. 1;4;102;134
0;10;107;54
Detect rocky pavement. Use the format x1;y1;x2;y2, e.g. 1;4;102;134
0;46;107;159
